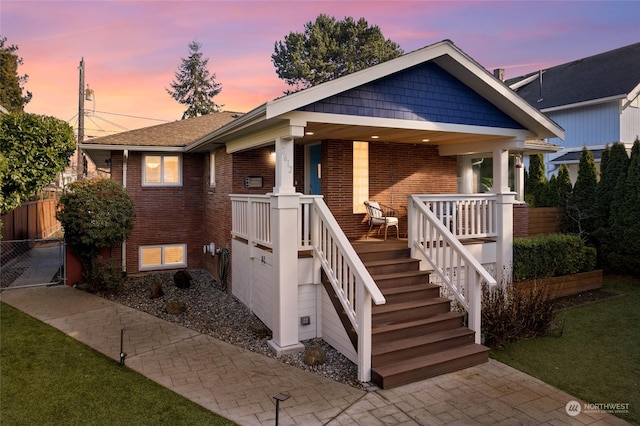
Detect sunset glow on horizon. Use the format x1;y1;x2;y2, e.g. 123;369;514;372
3;1;639;137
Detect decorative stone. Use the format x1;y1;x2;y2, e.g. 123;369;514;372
165;300;186;315
303;345;326;366
150;280;164;299
173;270;192;289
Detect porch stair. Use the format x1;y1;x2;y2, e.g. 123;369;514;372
352;240;489;389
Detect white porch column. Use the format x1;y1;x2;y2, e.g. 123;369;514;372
493;147;515;285
458;155;474;194
268;133;305;356
515;153;525;202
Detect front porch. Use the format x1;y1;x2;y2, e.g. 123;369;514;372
230;193;502;388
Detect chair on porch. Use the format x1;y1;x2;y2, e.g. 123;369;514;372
364;201;399;240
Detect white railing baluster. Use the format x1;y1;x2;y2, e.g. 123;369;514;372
408;194;496;344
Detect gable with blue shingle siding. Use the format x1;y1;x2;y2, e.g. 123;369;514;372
298;62;524;129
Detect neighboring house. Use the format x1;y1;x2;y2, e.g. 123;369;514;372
506;42;640;181
82;40;563;389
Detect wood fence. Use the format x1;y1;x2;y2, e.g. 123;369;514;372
1;199;61;241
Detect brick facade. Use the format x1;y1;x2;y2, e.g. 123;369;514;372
323;140;458;239
113;151;205;273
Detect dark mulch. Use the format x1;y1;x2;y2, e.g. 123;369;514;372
553;289;619;311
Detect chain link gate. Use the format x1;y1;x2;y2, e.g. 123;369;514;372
1;238;65;290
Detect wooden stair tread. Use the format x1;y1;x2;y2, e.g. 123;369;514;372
373;327;473;355
373;297;449;314
372;270;431;281
380;282;438;295
372;311;464;334
372;344;489;376
366;258;418;268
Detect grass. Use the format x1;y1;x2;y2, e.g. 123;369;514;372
490;275;640;425
0;302;235;426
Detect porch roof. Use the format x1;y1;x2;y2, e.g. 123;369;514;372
188;40;564;154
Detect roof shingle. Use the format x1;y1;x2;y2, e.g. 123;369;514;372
82;111;242;147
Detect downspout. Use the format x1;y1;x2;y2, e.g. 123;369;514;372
122;149;128;273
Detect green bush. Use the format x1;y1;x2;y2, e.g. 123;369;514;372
513;234;596;282
88;256;125;294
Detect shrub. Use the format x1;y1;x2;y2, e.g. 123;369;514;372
89;256;125;294
56;179;134;279
513;234;596;282
482;281;556;348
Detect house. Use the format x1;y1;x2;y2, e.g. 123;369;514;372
506;42;640;181
82;40;563;389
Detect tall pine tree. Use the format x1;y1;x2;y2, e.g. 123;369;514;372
604;139;637;272
0;37;32;112
568;148;598;238
167;41;222;119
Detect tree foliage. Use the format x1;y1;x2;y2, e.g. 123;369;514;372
56;179;134;279
604;138;640;273
0;36;32;112
524;154;547;206
272;14;403;92
167;41;222;119
566;148;598;238
0;112;76;214
595;143;629;230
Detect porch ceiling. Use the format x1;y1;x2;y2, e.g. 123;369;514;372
294;121;514;147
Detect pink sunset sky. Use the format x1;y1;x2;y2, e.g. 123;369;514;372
2;1;639;137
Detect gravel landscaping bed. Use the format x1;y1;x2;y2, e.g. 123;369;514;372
101;269;363;389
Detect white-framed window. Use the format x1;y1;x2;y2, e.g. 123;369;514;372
143;154;181;186
139;244;187;271
353;141;369;214
209;152;216;187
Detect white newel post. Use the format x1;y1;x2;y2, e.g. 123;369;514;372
268;133;305;355
493;147;515;285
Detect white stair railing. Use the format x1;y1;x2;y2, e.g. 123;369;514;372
310;197;386;382
408;195;496;344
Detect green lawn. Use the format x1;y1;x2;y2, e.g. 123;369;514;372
490;276;640;425
0;302;235;426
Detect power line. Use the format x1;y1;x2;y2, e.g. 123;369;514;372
93;110;173;123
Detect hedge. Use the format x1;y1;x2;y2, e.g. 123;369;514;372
513;234;596;282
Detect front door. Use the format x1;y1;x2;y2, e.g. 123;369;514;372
307;143;321;195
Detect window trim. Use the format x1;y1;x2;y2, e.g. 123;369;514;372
139;243;187;271
142;154;182;187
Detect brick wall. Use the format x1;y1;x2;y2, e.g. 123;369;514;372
114;151;205;273
323;140;458;239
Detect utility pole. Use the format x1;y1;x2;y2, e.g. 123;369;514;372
77;58;85;179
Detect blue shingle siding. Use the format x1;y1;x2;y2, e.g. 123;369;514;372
299;62;524;129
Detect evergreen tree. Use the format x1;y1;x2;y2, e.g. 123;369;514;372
525;154;546;206
606;138;640;274
596;143;629;230
567;148;598;238
272;14;403;92
0;37;32;112
557;164;574;232
167;41;222;119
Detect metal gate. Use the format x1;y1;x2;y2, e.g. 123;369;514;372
1;238;65;290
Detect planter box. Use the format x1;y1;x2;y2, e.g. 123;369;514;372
515;270;603;299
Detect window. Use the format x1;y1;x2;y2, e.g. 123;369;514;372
143;154;181;186
209;152;216;187
353;141;369;213
139;244;187;270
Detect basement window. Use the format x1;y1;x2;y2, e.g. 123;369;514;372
139;244;186;271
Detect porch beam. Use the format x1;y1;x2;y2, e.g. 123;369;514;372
225;123;304;154
438;137;527;156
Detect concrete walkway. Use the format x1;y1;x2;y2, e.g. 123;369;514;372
1;285;629;425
